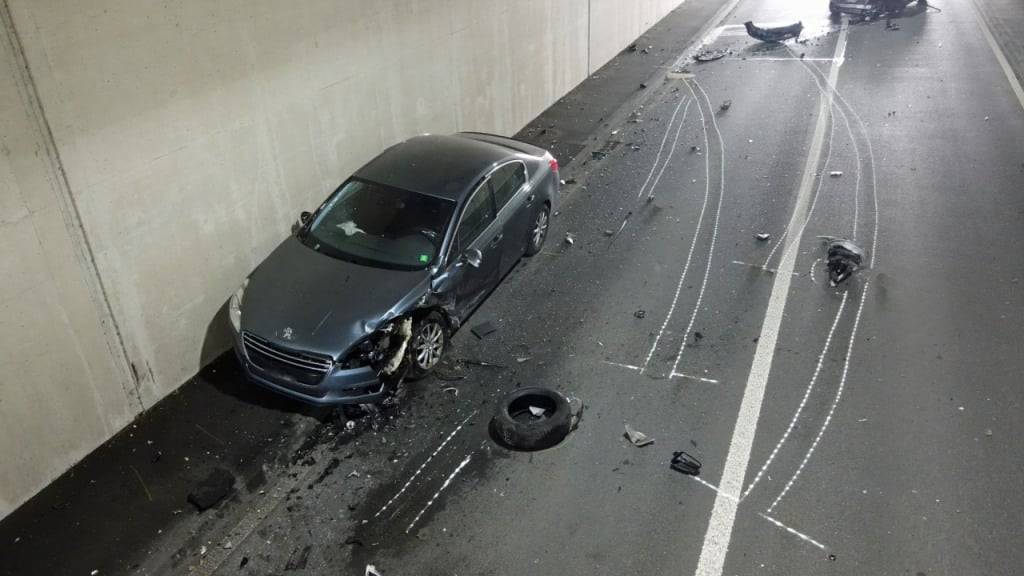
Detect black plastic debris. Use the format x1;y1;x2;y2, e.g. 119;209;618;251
471;320;498;339
670;451;702;476
744;21;804;43
824;238;865;285
187;468;235;512
634;310;646;319
720;100;732;112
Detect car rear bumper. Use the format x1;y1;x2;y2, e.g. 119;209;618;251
231;334;385;405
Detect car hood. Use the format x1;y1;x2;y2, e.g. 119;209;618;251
240;236;430;358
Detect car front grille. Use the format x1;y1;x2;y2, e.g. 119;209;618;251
242;332;333;386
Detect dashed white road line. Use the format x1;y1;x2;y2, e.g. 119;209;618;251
373;411;476;519
692;20;849;576
766;282;869;515
741;291;849;501
757;512;828;551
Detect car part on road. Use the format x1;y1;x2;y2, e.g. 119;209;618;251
470;320;498;339
822;237;865;285
187;468;236;512
564;232;575;246
670;451;702;476
634;309;646;319
744;21;804;43
365;564;383;576
694;49;727;63
490;387;573;451
830;171;844;177
720;100;732;112
756;233;771;241
624;424;655;447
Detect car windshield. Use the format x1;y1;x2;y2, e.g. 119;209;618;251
301;179;456;270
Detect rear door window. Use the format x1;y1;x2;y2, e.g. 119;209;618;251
456;183;495;250
489;163;527;213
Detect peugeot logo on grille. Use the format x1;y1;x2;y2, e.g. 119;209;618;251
282;327;294;340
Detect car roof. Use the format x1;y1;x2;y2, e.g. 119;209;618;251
353;134;516;202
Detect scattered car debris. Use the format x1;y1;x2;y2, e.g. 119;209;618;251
366;564;383;576
442;386;459;395
693;331;704;342
694;49;728;63
634;309;647;319
471;320;498;339
829;171;844;178
604;229;615;236
822;237;865;285
756;233;771;241
670;451;702;475
564;232;575;246
624;424;655;447
744;20;803;43
691;145;701;153
985;428;993;437
490;387;573;451
187;468;235;512
720;100;732;112
347;470;361;478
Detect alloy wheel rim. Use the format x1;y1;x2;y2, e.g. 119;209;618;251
532;210;549;248
414;322;444;369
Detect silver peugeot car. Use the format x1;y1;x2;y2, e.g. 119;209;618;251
228;133;559;405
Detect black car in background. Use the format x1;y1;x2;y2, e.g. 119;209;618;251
228;133;559;405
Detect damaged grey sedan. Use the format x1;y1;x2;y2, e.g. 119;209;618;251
228;133;559;405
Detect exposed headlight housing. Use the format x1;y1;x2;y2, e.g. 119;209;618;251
228;278;248;332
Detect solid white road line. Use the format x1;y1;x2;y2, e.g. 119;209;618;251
967;0;1024;113
692;20;849;576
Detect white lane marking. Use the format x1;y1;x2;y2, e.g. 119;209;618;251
670;372;720;385
603;360;641;371
762;103;835;268
406;453;473;534
741;292;849;501
793;56;879;267
767;282;869;514
757;512;828;551
668;79;726;378
644;98;694;201
640;98;709;372
967;0;1024;113
637;96;689;199
809;257;822;284
373;411;476;519
687;476;828;550
693;21;849;576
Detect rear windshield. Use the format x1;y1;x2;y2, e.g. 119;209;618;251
300;179;456;270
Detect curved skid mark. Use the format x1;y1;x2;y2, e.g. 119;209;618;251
741;291;849;501
668;79;726;377
637;96;689;199
373;411;476;519
766;282;870;514
645;98;694;202
405;453;473;534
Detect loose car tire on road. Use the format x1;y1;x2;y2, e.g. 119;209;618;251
407;311;448;381
524;205;550;257
489;387;572;451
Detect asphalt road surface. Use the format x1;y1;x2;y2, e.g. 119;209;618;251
116;1;1024;574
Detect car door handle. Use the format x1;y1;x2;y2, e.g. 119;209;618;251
489;233;503;247
527;193;536;204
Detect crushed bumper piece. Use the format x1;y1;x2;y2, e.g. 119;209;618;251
744;21;804;43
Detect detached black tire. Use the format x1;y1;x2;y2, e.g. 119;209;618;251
489;387;572;451
406;311;448;381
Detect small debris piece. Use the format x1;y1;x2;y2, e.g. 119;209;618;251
471;320;498;339
187;468;235;512
442;386;458;395
690;145;701;153
592;150;607;160
744;20;803;42
564;232;575;246
347;471;361;478
719;100;732;112
670;451;702;475
634;310;646;319
91;572;99;576
345;420;356;431
823;237;865;285
624;424;655;447
829;171;843;178
516;357;530;363
222;541;233;549
200;545;208;556
755;233;771;241
985;428;993;437
829;554;837;561
694;49;727;63
693;331;704;341
627;42;638;52
640;82;648;89
240;557;249;568
366;565;383;576
528;406;547;417
604;229;615;236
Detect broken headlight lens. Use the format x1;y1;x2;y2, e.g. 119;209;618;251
228;278;248;332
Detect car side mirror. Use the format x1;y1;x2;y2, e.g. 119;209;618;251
299;211;312;225
458;248;482;268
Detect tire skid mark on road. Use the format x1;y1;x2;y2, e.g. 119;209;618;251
741;291;849;501
766;282;870;514
668;78;726;380
372;411;477;520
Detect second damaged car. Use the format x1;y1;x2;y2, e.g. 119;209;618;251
228;133;559;404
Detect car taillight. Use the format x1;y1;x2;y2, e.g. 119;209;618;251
548;157;559;173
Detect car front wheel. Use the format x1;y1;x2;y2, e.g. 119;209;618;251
525;205;550;256
407;312;447;380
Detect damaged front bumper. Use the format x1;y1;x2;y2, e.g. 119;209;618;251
232;332;386;406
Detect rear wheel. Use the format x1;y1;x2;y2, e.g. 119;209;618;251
525;204;550;257
407;312;447;380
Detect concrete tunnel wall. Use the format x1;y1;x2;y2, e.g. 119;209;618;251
0;0;685;518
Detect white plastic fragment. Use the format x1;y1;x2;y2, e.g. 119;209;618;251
528;406;547;417
624;424;655;447
829;171;843;178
